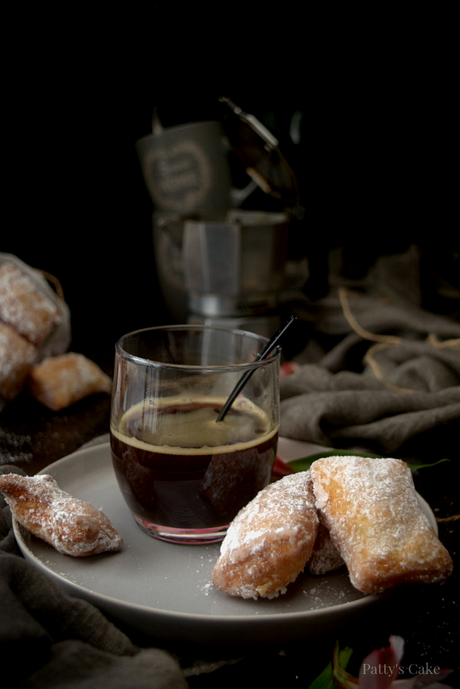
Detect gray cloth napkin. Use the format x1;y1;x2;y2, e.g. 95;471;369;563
0;464;189;689
280;247;460;460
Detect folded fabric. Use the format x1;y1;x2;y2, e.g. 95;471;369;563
280;376;459;457
280;248;460;461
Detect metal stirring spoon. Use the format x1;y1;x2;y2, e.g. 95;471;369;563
216;315;296;422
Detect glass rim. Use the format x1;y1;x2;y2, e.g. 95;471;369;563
115;324;280;372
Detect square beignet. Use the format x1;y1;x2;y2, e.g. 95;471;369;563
0;261;62;346
0;322;37;400
310;456;453;594
212;470;318;599
28;352;112;410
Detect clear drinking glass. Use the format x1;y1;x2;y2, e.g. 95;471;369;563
110;325;280;544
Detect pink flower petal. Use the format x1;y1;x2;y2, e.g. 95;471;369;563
357;637;405;688
388;636;405;667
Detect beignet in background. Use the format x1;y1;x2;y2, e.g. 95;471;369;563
310;455;453;594
28;352;112;411
0;261;63;346
0;322;37;400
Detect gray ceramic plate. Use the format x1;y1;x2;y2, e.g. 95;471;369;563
13;441;437;646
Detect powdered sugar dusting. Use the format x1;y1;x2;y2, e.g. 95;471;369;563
307;518;344;576
0;473;122;557
0;323;37;399
220;472;316;559
0;262;62;346
310;455;453;594
213;471;319;599
28;353;112;411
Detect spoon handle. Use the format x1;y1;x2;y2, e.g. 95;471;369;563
216;315;296;422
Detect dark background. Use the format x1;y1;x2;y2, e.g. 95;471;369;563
3;10;458;373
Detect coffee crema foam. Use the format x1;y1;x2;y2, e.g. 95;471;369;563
111;395;278;456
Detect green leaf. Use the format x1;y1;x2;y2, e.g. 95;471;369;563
307;662;335;689
406;458;450;471
332;643;359;688
308;646;353;689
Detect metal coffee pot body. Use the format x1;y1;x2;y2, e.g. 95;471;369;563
182;211;290;319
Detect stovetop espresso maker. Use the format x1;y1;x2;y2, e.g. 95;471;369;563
135;97;307;336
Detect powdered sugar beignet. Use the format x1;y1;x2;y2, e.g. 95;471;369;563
310;456;453;594
212;471;318;599
0;473;122;557
28;352;112;411
0;322;37;400
0;261;62;346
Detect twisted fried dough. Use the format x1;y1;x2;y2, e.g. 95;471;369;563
0;473;122;557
